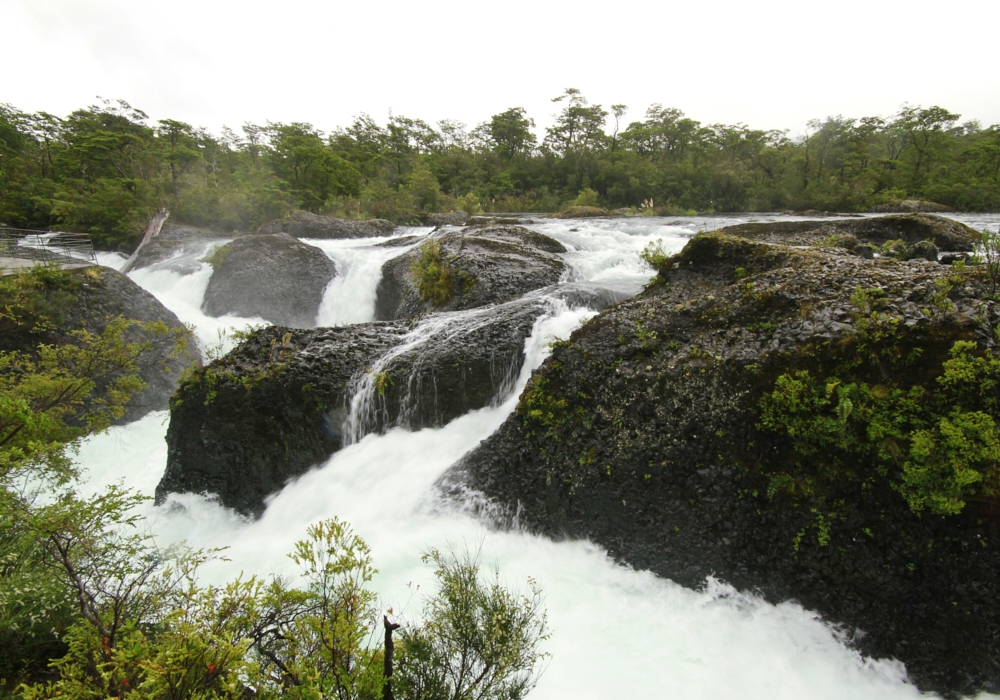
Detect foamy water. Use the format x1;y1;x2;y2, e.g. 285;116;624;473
79;215;1000;699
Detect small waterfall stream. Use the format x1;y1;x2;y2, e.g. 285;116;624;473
74;215;1000;700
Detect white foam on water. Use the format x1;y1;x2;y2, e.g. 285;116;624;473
125;240;268;353
528;218;692;286
307;231;428;326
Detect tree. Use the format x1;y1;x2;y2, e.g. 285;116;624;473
544;88;608;155
266;122;361;211
608;104;627;153
157;119;202;197
895;104;961;186
486;108;536;160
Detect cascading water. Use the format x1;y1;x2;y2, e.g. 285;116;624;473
342;294;549;444
75;215;1000;700
308;229;431;327
120;240;269;352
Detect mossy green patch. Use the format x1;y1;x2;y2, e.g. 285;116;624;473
410;239;455;306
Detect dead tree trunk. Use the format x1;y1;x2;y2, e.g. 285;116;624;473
383;615;402;700
120;208;169;274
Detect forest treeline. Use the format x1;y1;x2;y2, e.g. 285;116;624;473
1;89;999;249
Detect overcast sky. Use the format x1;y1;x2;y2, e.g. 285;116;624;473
3;0;998;139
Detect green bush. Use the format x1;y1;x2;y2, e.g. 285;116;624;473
639;238;670;272
200;242;231;269
571;187;600;208
411;239;455;306
760;339;1000;516
395;547;549;700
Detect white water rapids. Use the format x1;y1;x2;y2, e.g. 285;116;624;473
79;215;1000;699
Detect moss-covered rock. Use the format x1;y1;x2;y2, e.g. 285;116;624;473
548;206;608;219
374;225;566;321
158;294;555;516
450;229;1000;696
1;265;199;423
721;213;977;251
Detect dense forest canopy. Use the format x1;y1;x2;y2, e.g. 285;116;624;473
1;90;998;249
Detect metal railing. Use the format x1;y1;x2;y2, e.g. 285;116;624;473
0;227;98;271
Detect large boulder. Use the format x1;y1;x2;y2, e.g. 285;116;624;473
256;211;396;239
202;234;337;328
450;231;1000;696
721;213;977;251
869;199;954;213
374;225;566;321
128;222;244;272
0;266;199;424
425;211;470;227
157;294;555;516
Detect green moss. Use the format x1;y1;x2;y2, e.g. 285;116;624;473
410;239;455;306
201;243;232;269
518;375;571;440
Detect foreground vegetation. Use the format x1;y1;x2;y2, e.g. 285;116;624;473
0;268;549;699
1;92;998;249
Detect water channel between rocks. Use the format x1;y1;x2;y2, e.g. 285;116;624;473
83;214;1000;699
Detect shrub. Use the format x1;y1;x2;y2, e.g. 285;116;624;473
640;238;670;272
759;340;1000;516
571;187;600;208
201;242;232;269
395;547;549;700
411;239;455;306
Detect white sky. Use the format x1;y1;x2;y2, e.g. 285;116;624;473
2;0;998;139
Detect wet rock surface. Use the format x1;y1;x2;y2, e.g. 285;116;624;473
202;233;337;327
721;213;977;251
158;294;555;516
256;210;396;239
374;224;566;320
450;231;1000;696
425;210;470;227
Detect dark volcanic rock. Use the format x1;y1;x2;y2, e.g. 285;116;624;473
374;225;566;320
157;294;554;516
256;211;396;239
202;234;337;327
721;213;977;251
425;211;470;227
869;199;955;214
129;222;244;271
450;232;1000;696
0;266;199;423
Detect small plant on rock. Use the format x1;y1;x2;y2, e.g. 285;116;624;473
411;239;455;306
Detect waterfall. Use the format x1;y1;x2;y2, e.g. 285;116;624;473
72;215;971;700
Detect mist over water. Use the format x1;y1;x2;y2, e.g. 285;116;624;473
78;215;1000;699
